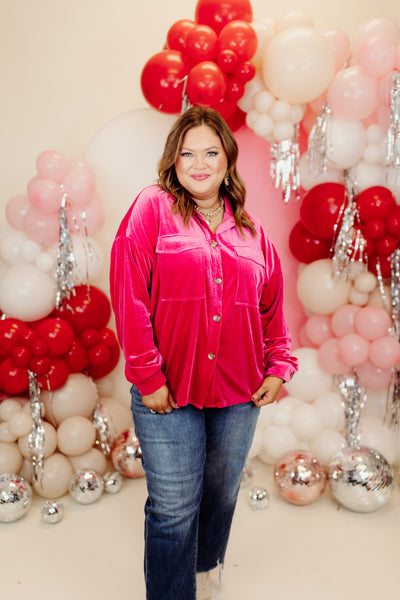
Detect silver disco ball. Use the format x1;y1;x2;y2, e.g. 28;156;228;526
0;473;32;523
328;445;394;513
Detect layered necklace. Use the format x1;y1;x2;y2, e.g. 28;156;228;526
194;198;224;226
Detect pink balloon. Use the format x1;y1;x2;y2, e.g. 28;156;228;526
62;169;95;207
27;177;63;214
305;314;334;346
23;208;60;246
396;42;400;69
354;305;391;340
299;323;317;348
318;338;350;375
68;196;105;236
357;35;396;78
369;336;400;369
352;17;400;57
331;304;361;337
5;194;30;230
327;66;378;120
357;359;392;390
337;333;369;367
323;28;351;72
68;159;96;180
36;150;69;183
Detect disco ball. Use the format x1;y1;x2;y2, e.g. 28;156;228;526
0;473;32;523
274;450;328;506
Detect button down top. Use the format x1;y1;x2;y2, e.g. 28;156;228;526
210;240;218;248
110;185;298;409
214;277;222;285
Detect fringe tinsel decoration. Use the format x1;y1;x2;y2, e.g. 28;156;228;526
54;192;75;309
270;124;300;202
28;370;45;486
307;99;332;173
334;370;366;448
385;70;400;169
92;401;111;457
180;75;192;114
385;249;400;429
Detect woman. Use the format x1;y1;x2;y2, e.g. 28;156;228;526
110;106;298;600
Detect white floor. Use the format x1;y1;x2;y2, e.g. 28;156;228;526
2;458;400;600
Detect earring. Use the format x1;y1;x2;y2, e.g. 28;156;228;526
224;173;230;187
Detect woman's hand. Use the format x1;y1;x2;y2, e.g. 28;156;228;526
251;376;284;407
141;384;178;414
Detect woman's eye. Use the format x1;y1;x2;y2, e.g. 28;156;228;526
180;152;192;157
207;151;217;157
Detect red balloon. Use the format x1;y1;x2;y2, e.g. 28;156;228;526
225;106;246;131
195;0;253;34
233;60;256;83
217;49;239;73
184;24;218;63
362;218;386;240
300;183;345;240
86;341;120;379
141;50;191;114
62;338;89;372
166;19;196;51
187;61;227;106
37;358;69;391
100;328;117;347
88;343;111;367
218;21;258;61
357;186;397;223
211;97;237;119
376;234;398;257
35;318;75;357
53;285;111;334
289;221;331;264
29;356;51;376
225;76;245;102
11;346;31;367
368;253;392;279
0;319;31;356
30;339;49;357
81;328;101;347
0;358;29;394
386;211;400;238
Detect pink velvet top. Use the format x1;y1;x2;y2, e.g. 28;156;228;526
110;185;298;409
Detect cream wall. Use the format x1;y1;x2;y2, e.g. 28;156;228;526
1;0;399;213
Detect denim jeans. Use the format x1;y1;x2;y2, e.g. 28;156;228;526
130;385;260;600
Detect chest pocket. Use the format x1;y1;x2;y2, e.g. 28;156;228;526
234;245;265;307
155;235;206;300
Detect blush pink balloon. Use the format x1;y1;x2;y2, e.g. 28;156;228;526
27;177;63;214
23;208;60;246
323;28;351;71
68;196;105;236
305;314;334;346
331;304;361;337
318;338;350;375
337;333;369;367
36;150;69;183
299;324;316;348
327;66;378;120
5;194;30;230
357;35;396;78
352;17;400;57
354;305;391;340
357;359;392;390
62;169;95;207
369;336;400;369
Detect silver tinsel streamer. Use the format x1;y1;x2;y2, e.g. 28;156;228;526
54;192;75;308
180;75;192;114
92;401;111;457
334;370;366;448
270;124;300;202
385;249;400;429
28;370;45;486
307;100;331;173
385;70;400;169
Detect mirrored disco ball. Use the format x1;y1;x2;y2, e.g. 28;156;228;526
110;428;145;478
0;473;32;523
274;450;328;506
328;445;394;513
68;470;104;505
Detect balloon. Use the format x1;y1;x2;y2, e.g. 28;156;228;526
284;348;333;401
36;357;70;392
275;9;314;32
225;76;245;102
166;19;196;52
140;50;191;114
300;183;345;239
61;168;95;207
18;421;57;460
298;154;343;191
27;177;63;214
68;195;105;236
86;338;120;379
41;373;98;425
331;304;361;337
289;221;331;264
218;21;258;61
57;415;96;456
53;285;111;333
326;117;367;170
337;333;369;367
34;318;75;356
0;230;29;266
0;358;29;394
357;35;396;78
369;336;400;369
5;194;30;230
33;452;74;499
61;338;89;372
314;391;345;431
251;20;275;69
356;186;397;223
354;305;391;340
70;235;105;285
323;28;351;72
233;60;256;83
290;403;323;441
217;48;239;73
69;448;108;476
354;271;377;293
352;17;400;57
304;314;334;346
297;259;351;315
184;24;218;63
0;264;56;321
262;27;335;104
357;359;392;390
23;207;60;245
195;0;253;34
261;424;299;461
309;430;346;466
36;150;69;182
0;442;23;474
187;61;227;106
318;338;350;375
327;66;378;121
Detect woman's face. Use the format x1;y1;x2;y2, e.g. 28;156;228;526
175;125;228;206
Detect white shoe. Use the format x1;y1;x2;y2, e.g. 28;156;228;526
196;572;212;600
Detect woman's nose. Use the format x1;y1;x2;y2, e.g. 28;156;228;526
193;154;206;168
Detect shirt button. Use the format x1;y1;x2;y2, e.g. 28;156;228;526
215;277;222;285
213;315;221;322
210;240;218;248
208;353;216;360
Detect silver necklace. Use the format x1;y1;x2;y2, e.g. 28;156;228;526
194;198;224;226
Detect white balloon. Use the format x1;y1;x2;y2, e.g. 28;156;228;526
354;271;377;293
253;89;275;114
350;161;386;191
385;166;400;202
296;259;351;315
0;230;28;266
251;21;275;69
69;448;108;475
0;264;56;320
0;421;17;442
41;373;98;425
349;287;369;306
309;430;346;465
284;348;333;401
275;10;314;32
245;109;259;129
359;416;397;464
262;424;299;461
0;398;24;421
326;118;367;169
363;388;387;419
272;396;301;426
71;235;105;284
314;391;345;430
273;120;295;141
237;72;266;112
290;403;323;440
289;104;306;124
36;251;56;271
0;442;23;474
20;239;41;263
253;113;274;138
257;402;276;429
363;143;385;165
270;99;291;122
298;154;343;191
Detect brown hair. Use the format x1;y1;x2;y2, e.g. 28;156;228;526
157;106;256;236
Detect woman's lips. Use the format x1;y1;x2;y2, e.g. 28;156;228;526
191;174;209;181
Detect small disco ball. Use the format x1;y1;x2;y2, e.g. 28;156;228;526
103;471;123;494
274;450;328;506
248;486;270;510
41;500;64;524
110;428;145;478
328;445;394;513
68;470;104;505
0;473;32;523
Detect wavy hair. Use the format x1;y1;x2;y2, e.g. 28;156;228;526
157;106;256;236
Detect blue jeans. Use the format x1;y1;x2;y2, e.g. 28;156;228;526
130;385;260;600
